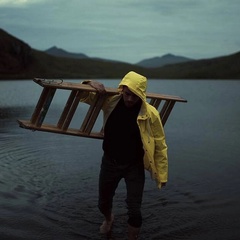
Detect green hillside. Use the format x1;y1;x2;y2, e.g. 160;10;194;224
0;28;240;80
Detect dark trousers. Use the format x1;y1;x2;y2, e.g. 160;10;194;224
98;154;145;228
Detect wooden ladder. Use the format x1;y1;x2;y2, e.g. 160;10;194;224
18;78;187;139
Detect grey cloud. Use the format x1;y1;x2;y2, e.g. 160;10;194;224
0;0;239;63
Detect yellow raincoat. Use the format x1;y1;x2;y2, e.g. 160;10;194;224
81;71;168;188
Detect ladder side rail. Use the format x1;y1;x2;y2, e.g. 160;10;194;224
147;92;187;103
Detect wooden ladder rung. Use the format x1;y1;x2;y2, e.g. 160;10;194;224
149;98;162;109
60;90;82;131
160;100;176;126
31;87;56;127
80;94;105;135
57;90;79;130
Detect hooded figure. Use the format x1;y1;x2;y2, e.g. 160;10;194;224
80;71;168;239
82;71;168;187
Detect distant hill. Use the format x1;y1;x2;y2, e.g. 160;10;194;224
0;28;32;74
0;28;240;79
136;54;194;68
46;47;193;67
45;46;88;59
0;28;146;79
149;51;240;79
45;46;128;64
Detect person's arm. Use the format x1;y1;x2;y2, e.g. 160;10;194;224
79;80;107;106
82;80;106;94
152;114;168;188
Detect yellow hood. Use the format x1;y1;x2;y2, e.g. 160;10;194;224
118;71;147;102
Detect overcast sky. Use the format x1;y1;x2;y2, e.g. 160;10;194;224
1;0;239;63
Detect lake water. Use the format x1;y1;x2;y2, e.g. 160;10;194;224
0;79;240;240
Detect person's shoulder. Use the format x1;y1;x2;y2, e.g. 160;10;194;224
145;102;158;114
103;94;121;107
106;93;121;102
142;102;159;121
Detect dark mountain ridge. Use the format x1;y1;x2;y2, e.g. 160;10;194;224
136;54;194;68
149;51;240;79
0;28;240;79
45;46;88;59
46;47;193;68
0;29;32;74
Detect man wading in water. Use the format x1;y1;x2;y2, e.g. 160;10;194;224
81;71;168;239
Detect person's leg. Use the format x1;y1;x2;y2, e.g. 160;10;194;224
98;155;121;233
124;162;145;238
128;225;142;240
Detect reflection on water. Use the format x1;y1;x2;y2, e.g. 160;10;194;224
0;80;240;239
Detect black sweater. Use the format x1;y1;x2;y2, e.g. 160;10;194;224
103;97;144;165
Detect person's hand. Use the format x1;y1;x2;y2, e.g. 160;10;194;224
89;81;106;95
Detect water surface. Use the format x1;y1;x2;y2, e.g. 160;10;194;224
0;79;240;239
